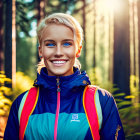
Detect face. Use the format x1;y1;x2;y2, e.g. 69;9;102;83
39;24;77;76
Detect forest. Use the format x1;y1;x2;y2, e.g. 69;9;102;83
0;0;140;139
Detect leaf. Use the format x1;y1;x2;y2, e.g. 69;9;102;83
0;99;12;105
113;93;126;97
125;95;135;99
0;102;4;108
0;109;5;116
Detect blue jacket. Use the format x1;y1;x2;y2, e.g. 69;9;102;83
4;67;125;140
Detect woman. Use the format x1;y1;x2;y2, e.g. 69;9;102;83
4;13;125;140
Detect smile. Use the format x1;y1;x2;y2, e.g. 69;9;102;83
52;61;67;64
51;60;68;66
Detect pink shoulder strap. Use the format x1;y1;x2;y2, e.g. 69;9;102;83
83;85;100;140
19;87;39;140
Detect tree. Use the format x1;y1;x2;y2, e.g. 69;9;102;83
132;2;136;77
16;0;37;77
137;0;140;92
45;0;77;14
36;0;45;25
137;0;140;122
0;0;4;71
12;0;16;88
93;0;96;69
4;0;16;88
82;0;87;70
16;0;34;37
4;0;12;88
36;0;46;61
113;0;130;95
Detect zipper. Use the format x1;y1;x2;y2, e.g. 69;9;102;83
54;77;61;140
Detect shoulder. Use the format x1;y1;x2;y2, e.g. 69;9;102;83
11;90;28;111
92;86;117;111
85;85;116;111
96;87;112;98
95;86;119;119
88;85;113;101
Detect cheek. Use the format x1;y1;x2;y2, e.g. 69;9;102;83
65;50;76;59
42;48;53;58
66;47;77;57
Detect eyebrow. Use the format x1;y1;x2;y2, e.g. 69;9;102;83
44;40;55;43
44;39;74;42
62;39;74;41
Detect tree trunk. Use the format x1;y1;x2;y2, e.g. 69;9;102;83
113;0;130;95
137;0;140;92
137;0;140;123
93;0;96;69
36;0;45;62
12;0;16;88
0;1;4;71
108;12;113;82
82;0;87;70
37;0;45;25
4;0;12;87
132;2;136;77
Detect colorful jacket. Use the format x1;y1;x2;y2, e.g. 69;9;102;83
4;67;125;140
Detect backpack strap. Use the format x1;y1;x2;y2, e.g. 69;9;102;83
83;85;102;140
18;87;39;140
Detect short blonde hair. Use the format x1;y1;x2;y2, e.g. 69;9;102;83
37;13;83;72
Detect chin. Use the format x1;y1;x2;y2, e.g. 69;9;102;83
48;69;73;76
53;72;68;76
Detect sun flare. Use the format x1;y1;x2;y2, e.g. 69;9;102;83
98;0;123;13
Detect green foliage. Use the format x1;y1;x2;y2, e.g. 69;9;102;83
115;94;140;135
46;0;77;14
87;68;140;136
16;0;35;37
109;89;139;136
87;67;113;92
0;71;12;116
11;0;38;77
120;75;140;136
126;133;140;140
130;75;139;107
16;37;36;76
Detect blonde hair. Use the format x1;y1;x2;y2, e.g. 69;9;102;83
37;13;83;73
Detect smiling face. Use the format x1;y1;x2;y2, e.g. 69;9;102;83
39;24;77;76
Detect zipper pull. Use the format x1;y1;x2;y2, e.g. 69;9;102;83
56;77;61;93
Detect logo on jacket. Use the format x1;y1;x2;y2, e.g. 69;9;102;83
71;114;80;122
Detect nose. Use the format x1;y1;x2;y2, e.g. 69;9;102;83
55;44;63;57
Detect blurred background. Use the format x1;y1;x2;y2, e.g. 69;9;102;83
0;0;140;139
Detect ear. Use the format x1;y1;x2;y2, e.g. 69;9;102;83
76;45;82;58
38;46;42;57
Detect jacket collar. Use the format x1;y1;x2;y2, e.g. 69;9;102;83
34;67;91;101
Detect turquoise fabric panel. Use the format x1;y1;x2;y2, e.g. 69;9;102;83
57;113;89;140
25;113;55;140
18;91;28;123
25;113;89;140
95;90;103;130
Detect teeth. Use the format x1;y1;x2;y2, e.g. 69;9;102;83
52;61;66;64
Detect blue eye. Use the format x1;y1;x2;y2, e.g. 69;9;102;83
63;42;72;47
46;43;55;47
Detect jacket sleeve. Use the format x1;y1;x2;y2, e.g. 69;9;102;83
98;89;125;140
4;93;24;140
